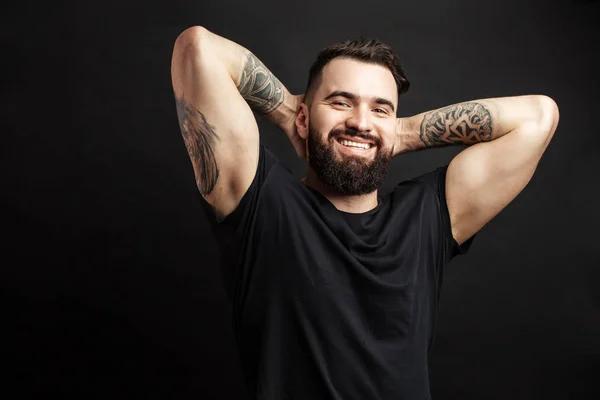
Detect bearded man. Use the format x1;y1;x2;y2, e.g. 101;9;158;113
171;26;559;400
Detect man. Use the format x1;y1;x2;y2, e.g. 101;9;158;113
170;26;559;400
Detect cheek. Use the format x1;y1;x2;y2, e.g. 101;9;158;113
307;121;328;145
313;110;344;131
310;124;335;143
374;123;396;147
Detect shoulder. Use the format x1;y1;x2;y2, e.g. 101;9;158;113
393;166;448;204
204;145;290;223
245;146;309;210
258;147;296;192
405;166;447;193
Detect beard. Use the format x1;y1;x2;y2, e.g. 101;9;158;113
307;123;393;196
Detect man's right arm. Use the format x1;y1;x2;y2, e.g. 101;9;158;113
171;26;297;219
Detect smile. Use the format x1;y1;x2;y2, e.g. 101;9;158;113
338;139;373;149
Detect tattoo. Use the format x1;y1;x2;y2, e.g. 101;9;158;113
419;102;493;147
175;96;219;195
237;53;284;115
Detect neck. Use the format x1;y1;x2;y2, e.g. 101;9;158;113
302;167;379;214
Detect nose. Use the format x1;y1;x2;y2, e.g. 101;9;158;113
345;104;373;133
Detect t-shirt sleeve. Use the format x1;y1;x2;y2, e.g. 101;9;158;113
199;144;278;299
200;144;277;227
413;165;475;261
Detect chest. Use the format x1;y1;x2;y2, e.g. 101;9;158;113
245;201;441;337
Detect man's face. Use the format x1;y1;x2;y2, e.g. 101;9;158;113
305;58;399;196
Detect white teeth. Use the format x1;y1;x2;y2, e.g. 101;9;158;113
339;139;371;149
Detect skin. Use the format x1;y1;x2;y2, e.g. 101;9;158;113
171;26;560;245
293;59;559;245
295;58;400;214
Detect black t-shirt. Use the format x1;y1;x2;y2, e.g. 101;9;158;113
202;144;474;400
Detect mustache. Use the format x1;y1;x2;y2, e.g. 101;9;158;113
329;129;382;147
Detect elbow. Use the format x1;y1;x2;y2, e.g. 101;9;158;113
514;95;559;151
171;26;212;96
173;25;211;55
536;95;560;137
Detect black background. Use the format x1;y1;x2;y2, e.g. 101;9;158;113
3;0;599;398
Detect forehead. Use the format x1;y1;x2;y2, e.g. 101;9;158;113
317;58;398;104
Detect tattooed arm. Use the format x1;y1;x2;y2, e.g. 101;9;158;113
171;26;299;218
395;95;559;245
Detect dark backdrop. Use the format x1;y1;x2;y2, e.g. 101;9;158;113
3;0;599;398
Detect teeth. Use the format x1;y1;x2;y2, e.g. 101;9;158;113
340;139;371;149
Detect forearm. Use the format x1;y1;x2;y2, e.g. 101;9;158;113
395;95;556;155
201;27;295;128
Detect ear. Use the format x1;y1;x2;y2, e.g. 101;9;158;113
296;103;309;140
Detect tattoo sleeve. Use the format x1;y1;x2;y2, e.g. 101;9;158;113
175;96;219;196
237;53;284;115
419;102;493;147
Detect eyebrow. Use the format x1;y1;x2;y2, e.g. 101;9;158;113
323;90;395;113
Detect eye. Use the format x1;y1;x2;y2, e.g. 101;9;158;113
374;108;388;114
332;101;350;107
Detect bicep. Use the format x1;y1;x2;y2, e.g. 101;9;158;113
171;28;259;218
446;121;553;245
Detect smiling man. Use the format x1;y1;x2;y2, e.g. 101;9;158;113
300;57;401;211
171;26;559;400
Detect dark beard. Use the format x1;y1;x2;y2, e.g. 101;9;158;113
307;124;392;196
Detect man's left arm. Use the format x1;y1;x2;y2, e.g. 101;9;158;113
395;95;560;245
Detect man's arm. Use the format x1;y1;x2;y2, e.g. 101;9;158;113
171;26;298;218
395;95;560;245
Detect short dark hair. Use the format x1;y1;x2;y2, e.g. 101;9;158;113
305;38;410;107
